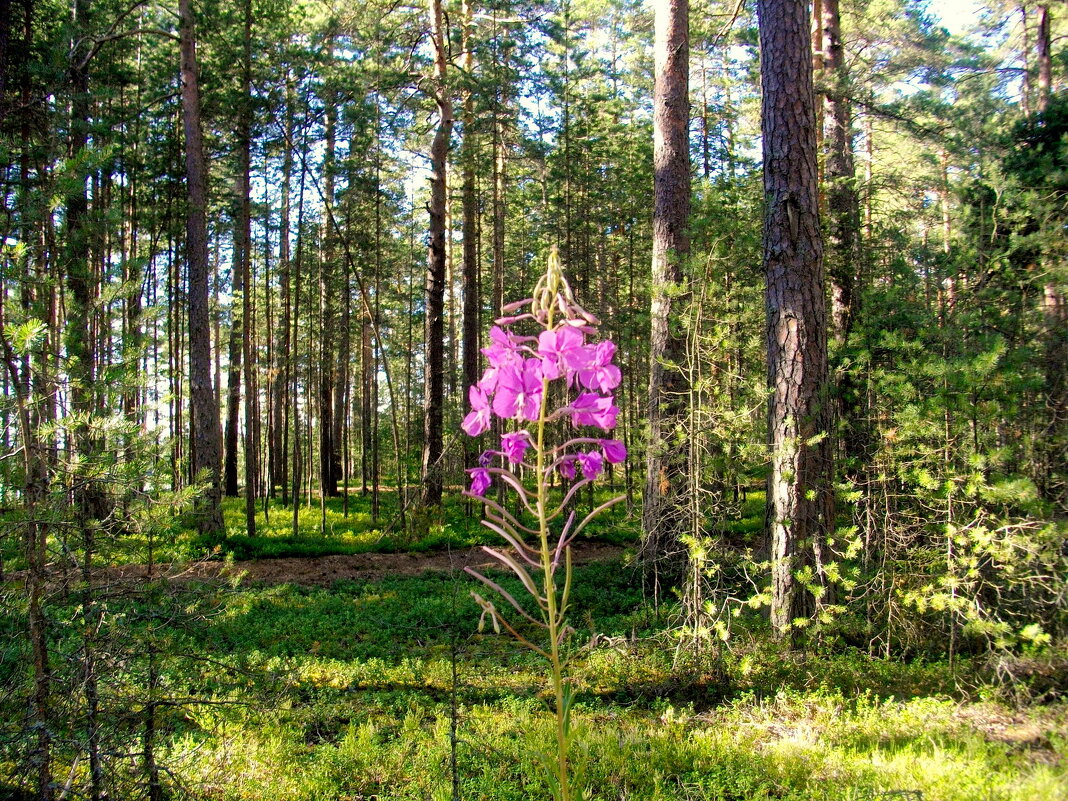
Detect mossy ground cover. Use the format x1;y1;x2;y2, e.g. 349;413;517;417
128;560;1066;800
3;492;1063;799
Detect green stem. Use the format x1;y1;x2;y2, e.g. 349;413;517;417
536;304;570;801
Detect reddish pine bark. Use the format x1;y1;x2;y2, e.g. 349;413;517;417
180;0;223;533
757;0;834;638
642;0;691;567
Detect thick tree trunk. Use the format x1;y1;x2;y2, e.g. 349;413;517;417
180;0;223;533
421;0;453;509
757;0;834;640
642;0;691;569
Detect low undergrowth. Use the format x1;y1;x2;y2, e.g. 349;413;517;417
3;558;1062;800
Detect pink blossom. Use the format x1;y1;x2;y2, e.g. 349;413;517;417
570;392;619;430
501;431;531;464
461;386;492;437
482;326;522;369
578;451;604;480
577;340;621;393
478;326;520;395
601;439;627;464
478;366;500;394
468;468;491;496
492;360;543;422
559;456;578;480
536;326;586;381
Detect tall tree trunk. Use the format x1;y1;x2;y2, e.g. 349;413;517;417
1021;4;1033;117
223;177;244;498
66;11;106;792
757;0;834;641
277;72;294;505
1036;3;1051;112
64;0;96;454
1034;2;1065;510
461;0;480;471
811;0;824;194
239;0;256;535
0;0;10;130
319;59;338;498
1;275;53;800
180;0;223;533
491;78;506;320
821;0;860;341
821;0;866;472
642;0;691;571
421;0;453;509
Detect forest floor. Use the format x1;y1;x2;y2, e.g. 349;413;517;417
105;539;625;586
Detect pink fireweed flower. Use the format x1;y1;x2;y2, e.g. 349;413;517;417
479;326;522;394
468;468;491;496
570;392;619;430
501;431;531;464
601;439;627;464
558;455;578;480
536;326;586;381
578;451;604;480
461;386;492;436
477;367;498;394
482;325;521;367
492;360;543;422
577;340;621;393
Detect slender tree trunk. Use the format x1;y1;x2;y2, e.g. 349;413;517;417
421;0;454;509
492;82;506;320
642;0;691;571
1;274;53;799
461;0;481;471
699;55;710;179
223;177;244;498
319;63;339;498
1036;3;1051;112
142;649;162;801
1021;4;1033;117
0;0;10;130
757;0;834;641
65;13;106;791
180;0;223;533
240;0;256;535
821;0;866;473
291;139;308;531
811;0;824;195
277;72;294;506
1034;2;1065;510
821;0;860;341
